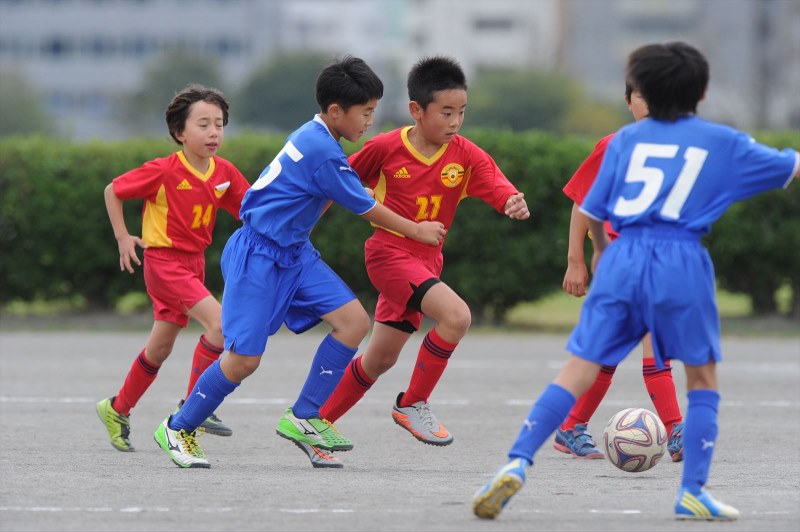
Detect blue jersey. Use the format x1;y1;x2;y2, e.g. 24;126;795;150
581;116;798;235
240;115;377;248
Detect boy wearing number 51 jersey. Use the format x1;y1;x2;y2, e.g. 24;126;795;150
473;41;799;521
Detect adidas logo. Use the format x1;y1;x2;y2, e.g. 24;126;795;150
177;179;192;190
393;167;411;179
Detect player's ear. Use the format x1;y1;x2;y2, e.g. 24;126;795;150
326;103;342;118
408;100;422;120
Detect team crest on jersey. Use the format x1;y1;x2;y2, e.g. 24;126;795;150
440;163;464;188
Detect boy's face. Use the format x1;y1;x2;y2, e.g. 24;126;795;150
626;90;649;122
411;88;467;146
176;100;225;160
329;99;379;143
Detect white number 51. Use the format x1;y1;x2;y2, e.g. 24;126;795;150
613;143;708;220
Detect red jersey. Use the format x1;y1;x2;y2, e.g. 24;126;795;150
113;152;249;253
562;134;617;238
349;127;518;244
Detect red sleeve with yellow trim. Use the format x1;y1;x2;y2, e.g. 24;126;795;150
458;136;519;213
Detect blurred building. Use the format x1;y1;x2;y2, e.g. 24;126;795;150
0;0;797;139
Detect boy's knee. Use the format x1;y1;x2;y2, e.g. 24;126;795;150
221;353;261;382
442;303;471;338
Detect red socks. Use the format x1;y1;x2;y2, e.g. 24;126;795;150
643;357;683;433
400;328;457;407
562;365;616;430
319;355;374;423
186;335;224;398
112;350;160;416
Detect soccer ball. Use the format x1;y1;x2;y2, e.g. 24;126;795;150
602;407;667;472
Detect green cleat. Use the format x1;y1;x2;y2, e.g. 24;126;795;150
96;397;134;452
176;399;233;437
154;416;209;468
275;407;353;451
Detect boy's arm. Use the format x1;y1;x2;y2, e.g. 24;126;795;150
563;202;590;297
361;202;445;246
587;217;611;274
104;183;146;274
503;193;530;220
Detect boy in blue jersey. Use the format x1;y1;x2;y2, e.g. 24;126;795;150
473;41;799;520
154;56;446;469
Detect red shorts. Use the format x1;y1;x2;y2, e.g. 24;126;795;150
143;248;211;327
365;230;442;331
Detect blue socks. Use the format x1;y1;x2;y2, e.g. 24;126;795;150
681;389;720;494
508;383;576;465
170;360;239;431
292;334;357;419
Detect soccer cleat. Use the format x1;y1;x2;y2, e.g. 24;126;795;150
668;421;685;462
553;424;604;459
675;488;739;521
154;416;210;468
391;392;453;446
472;458;528;519
177;399;233;437
292;440;344;469
275;407;353;451
96;397;135;452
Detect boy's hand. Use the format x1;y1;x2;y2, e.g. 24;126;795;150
414;221;447;246
504;193;530;220
117;234;147;273
563;260;589;297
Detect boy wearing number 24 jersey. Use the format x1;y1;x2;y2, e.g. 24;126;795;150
97;85;249;453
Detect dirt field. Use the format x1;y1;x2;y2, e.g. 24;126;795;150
1;328;798;531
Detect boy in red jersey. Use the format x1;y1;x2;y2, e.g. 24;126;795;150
317;56;529;450
555;85;685;461
96;84;250;451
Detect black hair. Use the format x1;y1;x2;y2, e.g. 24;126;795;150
407;56;467;109
165;84;229;145
624;83;633;102
625;41;709;121
316;55;384;112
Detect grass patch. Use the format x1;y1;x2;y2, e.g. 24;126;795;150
502;289;788;334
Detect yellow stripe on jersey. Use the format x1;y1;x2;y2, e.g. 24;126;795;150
176;151;215;182
370;172;403;237
400;126;448;165
142;184;172;248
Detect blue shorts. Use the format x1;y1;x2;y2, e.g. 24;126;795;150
567;227;721;368
220;225;357;356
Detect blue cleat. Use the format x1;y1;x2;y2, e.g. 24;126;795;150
472;458;528;519
668;421;685;462
675;488;739;521
553;424;604;459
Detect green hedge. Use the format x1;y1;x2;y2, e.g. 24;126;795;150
1;130;798;320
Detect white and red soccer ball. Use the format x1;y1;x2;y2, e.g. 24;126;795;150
603;407;668;472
